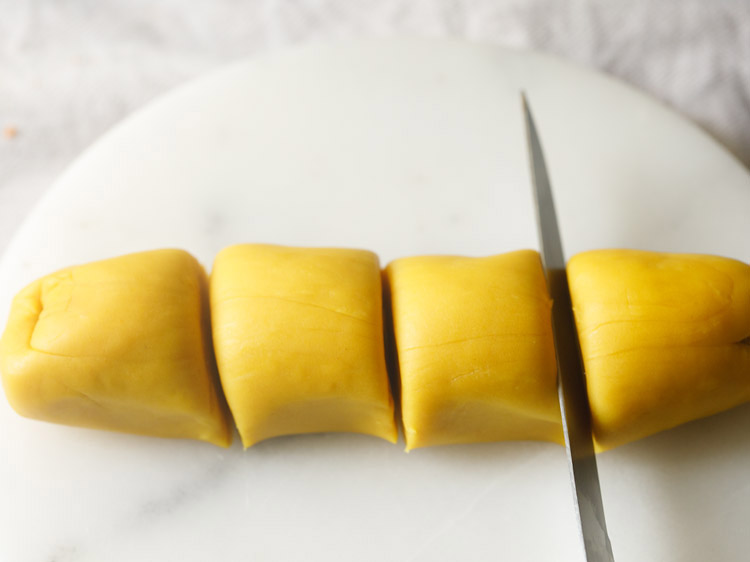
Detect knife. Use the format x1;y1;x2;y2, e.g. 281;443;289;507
521;93;615;561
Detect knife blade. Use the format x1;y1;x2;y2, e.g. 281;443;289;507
521;92;615;561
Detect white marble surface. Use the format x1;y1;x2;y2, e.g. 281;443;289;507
1;1;750;255
0;38;749;562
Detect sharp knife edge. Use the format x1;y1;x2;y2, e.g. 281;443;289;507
521;92;615;561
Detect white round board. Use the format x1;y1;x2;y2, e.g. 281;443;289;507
1;39;749;562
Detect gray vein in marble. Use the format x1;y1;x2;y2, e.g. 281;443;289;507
135;454;236;520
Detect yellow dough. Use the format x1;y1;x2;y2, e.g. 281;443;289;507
568;249;750;451
386;250;562;451
0;250;232;447
210;244;397;448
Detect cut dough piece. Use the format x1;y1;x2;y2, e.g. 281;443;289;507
0;249;232;447
568;249;750;451
210;244;397;448
386;250;562;451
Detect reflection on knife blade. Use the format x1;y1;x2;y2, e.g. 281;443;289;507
521;92;615;561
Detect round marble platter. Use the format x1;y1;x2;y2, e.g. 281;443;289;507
1;39;749;562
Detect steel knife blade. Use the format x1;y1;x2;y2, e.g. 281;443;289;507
521;92;615;561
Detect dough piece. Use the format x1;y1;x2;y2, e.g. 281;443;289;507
386;250;562;451
0;250;232;447
568;249;750;451
210;244;397;448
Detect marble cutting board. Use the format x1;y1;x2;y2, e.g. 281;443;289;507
1;39;749;562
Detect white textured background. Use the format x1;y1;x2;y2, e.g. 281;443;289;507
1;0;749;254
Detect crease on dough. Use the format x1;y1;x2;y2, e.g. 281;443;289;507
217;294;371;324
587;341;750;360
400;332;547;353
